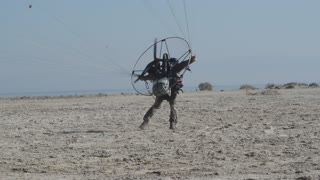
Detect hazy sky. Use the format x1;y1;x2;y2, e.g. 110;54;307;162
1;0;320;94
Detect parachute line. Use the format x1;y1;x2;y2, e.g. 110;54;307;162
166;0;186;39
141;0;179;37
182;0;192;48
26;5;130;77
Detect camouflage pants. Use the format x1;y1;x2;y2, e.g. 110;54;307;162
140;94;177;129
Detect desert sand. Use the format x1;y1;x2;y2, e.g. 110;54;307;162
1;88;320;179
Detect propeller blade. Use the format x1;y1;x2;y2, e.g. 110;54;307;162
153;38;157;60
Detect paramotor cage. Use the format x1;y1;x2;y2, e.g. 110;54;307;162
131;37;192;96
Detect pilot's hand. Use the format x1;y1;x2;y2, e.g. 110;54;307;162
191;55;196;62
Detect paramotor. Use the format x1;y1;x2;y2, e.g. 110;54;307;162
131;37;192;96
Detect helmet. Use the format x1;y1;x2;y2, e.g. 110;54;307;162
169;58;178;66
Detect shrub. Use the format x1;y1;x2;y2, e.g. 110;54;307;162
309;83;319;88
265;83;276;89
283;82;308;89
198;82;213;91
284;84;295;89
266;82;316;89
284;82;294;86
239;84;256;90
265;83;282;89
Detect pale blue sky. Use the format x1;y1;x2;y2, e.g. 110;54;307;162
1;0;320;95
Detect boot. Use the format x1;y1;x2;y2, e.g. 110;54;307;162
169;121;177;130
139;120;149;130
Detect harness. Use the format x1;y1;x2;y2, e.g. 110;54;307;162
151;54;183;97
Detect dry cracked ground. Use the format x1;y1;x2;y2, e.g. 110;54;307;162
1;88;320;179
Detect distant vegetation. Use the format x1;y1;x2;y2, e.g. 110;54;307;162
239;82;319;96
265;82;319;89
239;84;256;90
309;83;319;88
198;82;319;92
198;82;213;91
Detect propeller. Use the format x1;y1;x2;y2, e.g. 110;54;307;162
134;38;159;83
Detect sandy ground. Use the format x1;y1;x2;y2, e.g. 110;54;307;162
1;88;320;180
